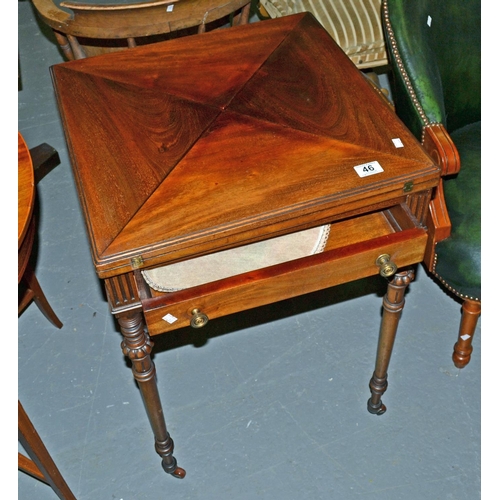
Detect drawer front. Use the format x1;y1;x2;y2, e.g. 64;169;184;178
141;227;427;335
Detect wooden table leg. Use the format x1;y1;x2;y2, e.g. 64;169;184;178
117;311;186;478
367;268;415;415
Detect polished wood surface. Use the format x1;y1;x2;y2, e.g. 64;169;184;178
52;13;439;278
18;137;71;496
18;132;35;248
52;13;441;478
18;133;63;328
140;207;428;334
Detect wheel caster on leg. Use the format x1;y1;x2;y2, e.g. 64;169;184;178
171;467;186;479
162;458;186;478
367;374;388;416
367;399;387;415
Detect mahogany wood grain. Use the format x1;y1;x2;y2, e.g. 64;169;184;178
52;13;440;278
18;143;69;495
18;132;35;248
423;180;452;269
140;206;427;334
422;123;460;176
141;227;428;335
18;133;63;328
51;13;442;477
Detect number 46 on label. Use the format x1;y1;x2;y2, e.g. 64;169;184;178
354;161;384;178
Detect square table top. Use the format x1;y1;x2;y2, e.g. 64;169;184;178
51;12;440;278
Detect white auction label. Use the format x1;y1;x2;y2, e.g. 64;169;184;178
162;313;178;324
354;161;384;178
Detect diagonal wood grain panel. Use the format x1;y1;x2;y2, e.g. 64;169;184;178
104;110;436;263
53;67;221;254
51;12;440;276
52;14;301;107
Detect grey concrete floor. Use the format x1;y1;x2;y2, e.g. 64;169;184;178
18;1;482;498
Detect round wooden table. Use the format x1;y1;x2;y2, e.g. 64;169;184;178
18;132;35;252
17;132;62;328
18;132;37;284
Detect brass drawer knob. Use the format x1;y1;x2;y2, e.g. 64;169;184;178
376;254;397;278
190;308;209;328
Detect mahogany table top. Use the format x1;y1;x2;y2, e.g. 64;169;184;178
18;132;35;249
51;12;440;278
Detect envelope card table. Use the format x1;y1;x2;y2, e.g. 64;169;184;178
51;13;441;478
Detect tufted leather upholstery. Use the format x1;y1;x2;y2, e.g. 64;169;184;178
383;0;481;366
437;122;481;301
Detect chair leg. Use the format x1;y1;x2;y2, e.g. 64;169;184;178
19;264;63;329
233;2;251;25
452;299;481;368
29;143;61;184
53;30;75;61
18;401;76;500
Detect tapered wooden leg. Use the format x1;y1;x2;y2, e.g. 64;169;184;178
19;401;76;500
53;30;75;61
233;2;251;25
30;143;61;184
118;312;186;478
367;269;414;415
19;264;63;329
452;299;481;368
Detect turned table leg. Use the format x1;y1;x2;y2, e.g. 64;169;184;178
367;268;414;415
118;311;186;478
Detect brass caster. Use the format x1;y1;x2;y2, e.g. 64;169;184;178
162;459;186;478
171;467;186;479
367;399;387;415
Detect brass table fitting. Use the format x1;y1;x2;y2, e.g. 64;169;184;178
376;254;397;278
190;308;209;328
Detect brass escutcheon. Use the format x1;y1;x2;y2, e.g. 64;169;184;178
403;181;414;192
190;308;209;328
376;254;397;278
131;256;144;268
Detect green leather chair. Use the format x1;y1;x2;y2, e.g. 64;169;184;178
382;0;480;367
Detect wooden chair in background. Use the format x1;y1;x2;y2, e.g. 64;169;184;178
258;0;388;70
31;0;252;60
19;401;77;500
257;0;391;101
18;133;63;328
18;133;72;498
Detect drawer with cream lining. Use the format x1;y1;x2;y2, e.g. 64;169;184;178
137;203;427;335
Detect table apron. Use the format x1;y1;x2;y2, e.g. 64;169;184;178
141;227;427;335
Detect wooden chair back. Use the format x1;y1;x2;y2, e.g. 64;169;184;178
32;0;252;59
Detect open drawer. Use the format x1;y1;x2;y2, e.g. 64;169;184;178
137;203;428;335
